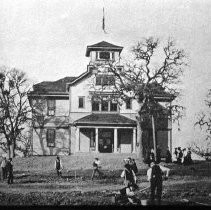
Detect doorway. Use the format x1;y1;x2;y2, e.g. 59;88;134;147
98;129;114;153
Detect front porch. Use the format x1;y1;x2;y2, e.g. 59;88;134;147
75;126;137;153
73;113;137;154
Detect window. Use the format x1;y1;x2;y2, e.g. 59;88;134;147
96;76;102;86
92;97;118;112
46;129;55;147
90;130;95;147
92;99;100;111
78;97;85;108
126;99;132;109
95;75;115;86
99;51;110;60
102;97;109;111
110;100;117;112
47;100;55;116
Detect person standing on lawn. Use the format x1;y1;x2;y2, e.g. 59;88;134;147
147;161;163;205
186;148;193;165
6;158;13;184
165;147;172;163
55;156;63;177
91;158;102;180
129;158;138;175
177;147;183;164
121;163;137;188
173;147;178;162
1;157;7;181
182;148;187;164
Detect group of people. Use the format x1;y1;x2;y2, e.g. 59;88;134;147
1;154;172;205
54;155;170;205
0;157;14;184
146;146;173;166
116;157;170;205
173;147;193;165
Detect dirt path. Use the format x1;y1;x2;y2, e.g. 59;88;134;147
0;177;210;194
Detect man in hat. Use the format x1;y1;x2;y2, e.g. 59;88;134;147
55;156;63;177
6;158;13;184
91;158;102;180
147;161;163;205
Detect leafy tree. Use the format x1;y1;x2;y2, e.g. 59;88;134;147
91;37;187;162
0;66;31;158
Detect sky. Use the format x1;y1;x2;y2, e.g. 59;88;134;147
0;0;211;148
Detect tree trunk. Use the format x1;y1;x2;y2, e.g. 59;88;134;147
136;115;144;164
10;143;15;158
151;114;157;161
8;144;11;158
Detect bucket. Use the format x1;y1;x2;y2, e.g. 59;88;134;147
111;196;116;204
141;199;148;206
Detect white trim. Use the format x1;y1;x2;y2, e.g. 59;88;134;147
114;128;118;153
77;126;136;129
132;128;136;153
29;94;69;97
75;127;80;152
95;128;99;153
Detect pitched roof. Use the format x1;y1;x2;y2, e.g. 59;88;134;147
74;113;136;126
29;76;77;95
88;41;123;48
86;41;123;57
138;82;176;102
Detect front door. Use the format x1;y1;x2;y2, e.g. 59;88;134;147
98;129;114;153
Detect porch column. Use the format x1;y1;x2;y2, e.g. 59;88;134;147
169;129;172;155
114;128;118;153
75;127;80;152
95;128;99;153
132;128;136;153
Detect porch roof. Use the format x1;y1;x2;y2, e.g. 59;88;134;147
74;113;136;126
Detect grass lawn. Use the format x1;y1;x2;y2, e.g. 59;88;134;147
0;156;210;206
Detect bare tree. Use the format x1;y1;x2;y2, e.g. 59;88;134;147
194;89;211;155
16;129;33;157
29;97;48;155
0;66;31;158
91;37;187;163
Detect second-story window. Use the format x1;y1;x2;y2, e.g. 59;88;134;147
102;97;109;111
92;97;118;112
92;98;100;111
126;98;132;109
96;75;115;86
47;100;55;116
78;97;85;108
110;100;117;112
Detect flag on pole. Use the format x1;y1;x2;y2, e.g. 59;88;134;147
102;7;107;33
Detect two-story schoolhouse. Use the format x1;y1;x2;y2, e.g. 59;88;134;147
28;41;173;157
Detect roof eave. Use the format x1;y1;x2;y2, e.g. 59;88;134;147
85;46;123;57
74;122;136;127
66;70;91;91
154;95;176;102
